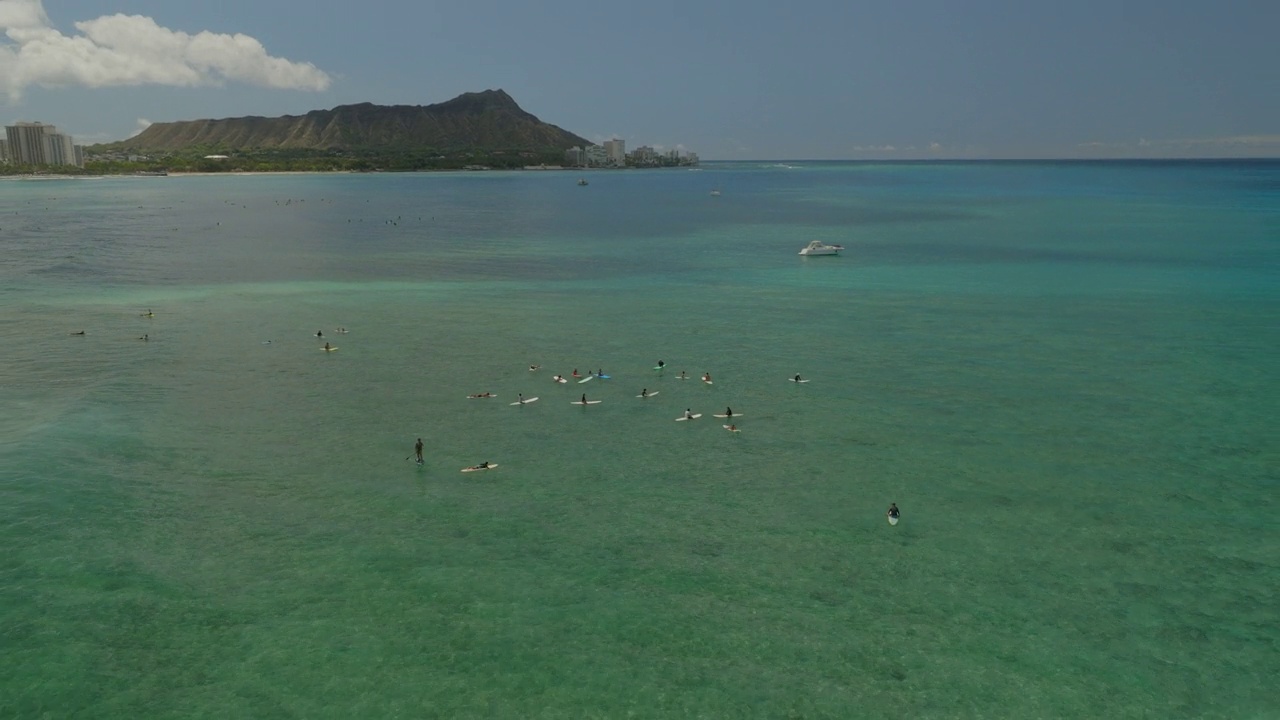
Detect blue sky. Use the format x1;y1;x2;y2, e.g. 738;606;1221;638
2;0;1277;159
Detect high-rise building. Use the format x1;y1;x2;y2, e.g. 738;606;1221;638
4;122;84;167
565;146;584;167
0;138;10;165
603;138;626;167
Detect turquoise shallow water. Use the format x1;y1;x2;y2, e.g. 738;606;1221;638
2;162;1277;718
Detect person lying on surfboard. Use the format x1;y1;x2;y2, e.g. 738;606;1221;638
887;503;900;520
466;461;491;471
684;409;694;419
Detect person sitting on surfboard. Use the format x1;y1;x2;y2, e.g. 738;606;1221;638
887;503;900;520
702;372;712;382
725;407;733;417
727;424;738;432
572;369;581;377
657;360;665;369
794;374;803;382
324;341;332;350
641;388;649;398
414;438;424;464
679;371;688;379
553;374;564;383
139;334;148;341
580;393;588;404
684;409;694;419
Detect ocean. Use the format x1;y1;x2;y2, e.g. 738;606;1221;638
2;161;1277;718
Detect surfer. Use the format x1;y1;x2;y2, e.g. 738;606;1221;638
684;408;694;419
727;424;738;432
580;393;588;404
529;365;540;371
315;330;323;338
414;438;424;464
702;372;712;382
887;503;900;521
466;461;491;471
337;327;348;334
679;371;688;380
70;330;85;335
139;334;148;341
324;341;332;350
640;388;648;398
553;374;564;383
657;360;665;369
725;407;733;418
142;310;154;317
572;369;581;378
517;393;525;404
794;374;803;383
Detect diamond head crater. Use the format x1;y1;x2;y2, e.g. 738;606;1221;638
86;90;611;173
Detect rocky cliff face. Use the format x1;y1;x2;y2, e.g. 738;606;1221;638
100;90;590;152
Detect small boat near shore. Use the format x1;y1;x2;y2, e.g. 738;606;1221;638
798;240;844;256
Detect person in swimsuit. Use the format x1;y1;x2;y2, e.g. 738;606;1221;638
414;438;424;463
641;388;648;398
684;408;694;419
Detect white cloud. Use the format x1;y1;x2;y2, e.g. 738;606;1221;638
0;0;330;100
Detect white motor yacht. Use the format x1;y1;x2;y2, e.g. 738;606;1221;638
798;240;844;256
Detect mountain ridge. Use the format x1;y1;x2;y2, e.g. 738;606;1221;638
95;90;591;153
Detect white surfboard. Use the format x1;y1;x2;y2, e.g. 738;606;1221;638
722;425;740;432
636;392;660;398
554;377;568;384
789;378;809;383
510;397;539;405
675;414;702;421
577;375;594;383
467;394;497;399
528;366;540;371
323;347;339;352
702;380;714;385
461;463;499;473
571;400;603;405
887;514;899;526
712;414;742;418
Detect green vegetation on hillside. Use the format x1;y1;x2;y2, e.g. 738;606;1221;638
83;146;573;174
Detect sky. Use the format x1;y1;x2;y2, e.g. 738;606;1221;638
2;0;1278;160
